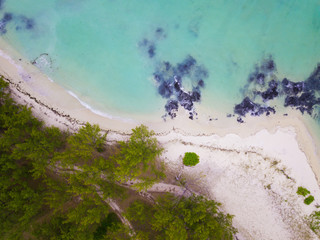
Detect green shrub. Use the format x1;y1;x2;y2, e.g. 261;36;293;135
183;152;200;166
297;186;310;196
304;196;315;205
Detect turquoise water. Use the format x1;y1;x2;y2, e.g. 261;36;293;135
1;0;320;119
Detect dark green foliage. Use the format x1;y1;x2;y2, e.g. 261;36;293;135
304;195;315;205
309;211;320;235
126;195;237;240
32;214;82;240
50;123;125;232
297;186;310;197
93;212;121;239
0;78;58;238
53;123;106;166
183;152;200;166
0;78;119;239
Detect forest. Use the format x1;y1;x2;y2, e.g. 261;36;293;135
0;77;237;239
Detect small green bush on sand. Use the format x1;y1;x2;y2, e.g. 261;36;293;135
304;196;315;205
183;152;200;166
297;186;310;196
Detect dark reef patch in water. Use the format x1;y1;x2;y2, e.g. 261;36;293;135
234;97;275;117
139;38;156;58
234;56;320;123
139;28;208;120
139;29;320;122
306;64;320;91
155;27;166;39
280;65;320;118
16;16;35;30
139;27;167;59
152;56;208;120
0;11;35;35
259;80;279;101
147;44;155;58
0;12;12;34
165;100;179;119
282;78;304;95
177;55;197;76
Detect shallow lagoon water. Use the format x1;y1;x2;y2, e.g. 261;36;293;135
1;0;320;120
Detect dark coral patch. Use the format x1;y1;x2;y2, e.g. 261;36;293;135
20;16;35;30
151;56;209;119
0;12;12;34
155;27;166;39
0;11;35;35
234;97;275;117
234;56;320;122
282;78;304;95
139;28;208;120
260;80;279;101
305;64;320;91
177;55;197;76
147;44;155;58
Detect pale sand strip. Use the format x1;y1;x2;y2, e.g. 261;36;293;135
1;42;320;239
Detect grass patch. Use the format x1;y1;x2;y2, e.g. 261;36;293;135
183;152;200;166
297;186;310;197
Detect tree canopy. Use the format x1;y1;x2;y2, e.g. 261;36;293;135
0;78;124;239
111;124;165;189
126;195;237;240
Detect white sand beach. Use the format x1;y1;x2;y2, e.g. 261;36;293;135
1;41;320;239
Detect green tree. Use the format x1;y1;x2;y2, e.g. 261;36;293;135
126;195;237;240
32;212;93;240
111;125;164;188
50;123;124;232
52;123;106;166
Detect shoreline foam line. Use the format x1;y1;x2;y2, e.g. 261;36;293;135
66;90;136;123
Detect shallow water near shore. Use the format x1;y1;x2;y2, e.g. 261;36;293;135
0;0;320;123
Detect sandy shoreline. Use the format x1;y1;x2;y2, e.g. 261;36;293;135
1;41;320;239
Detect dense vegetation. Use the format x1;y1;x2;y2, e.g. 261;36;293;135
0;78;128;239
126;195;236;240
0;77;237;239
